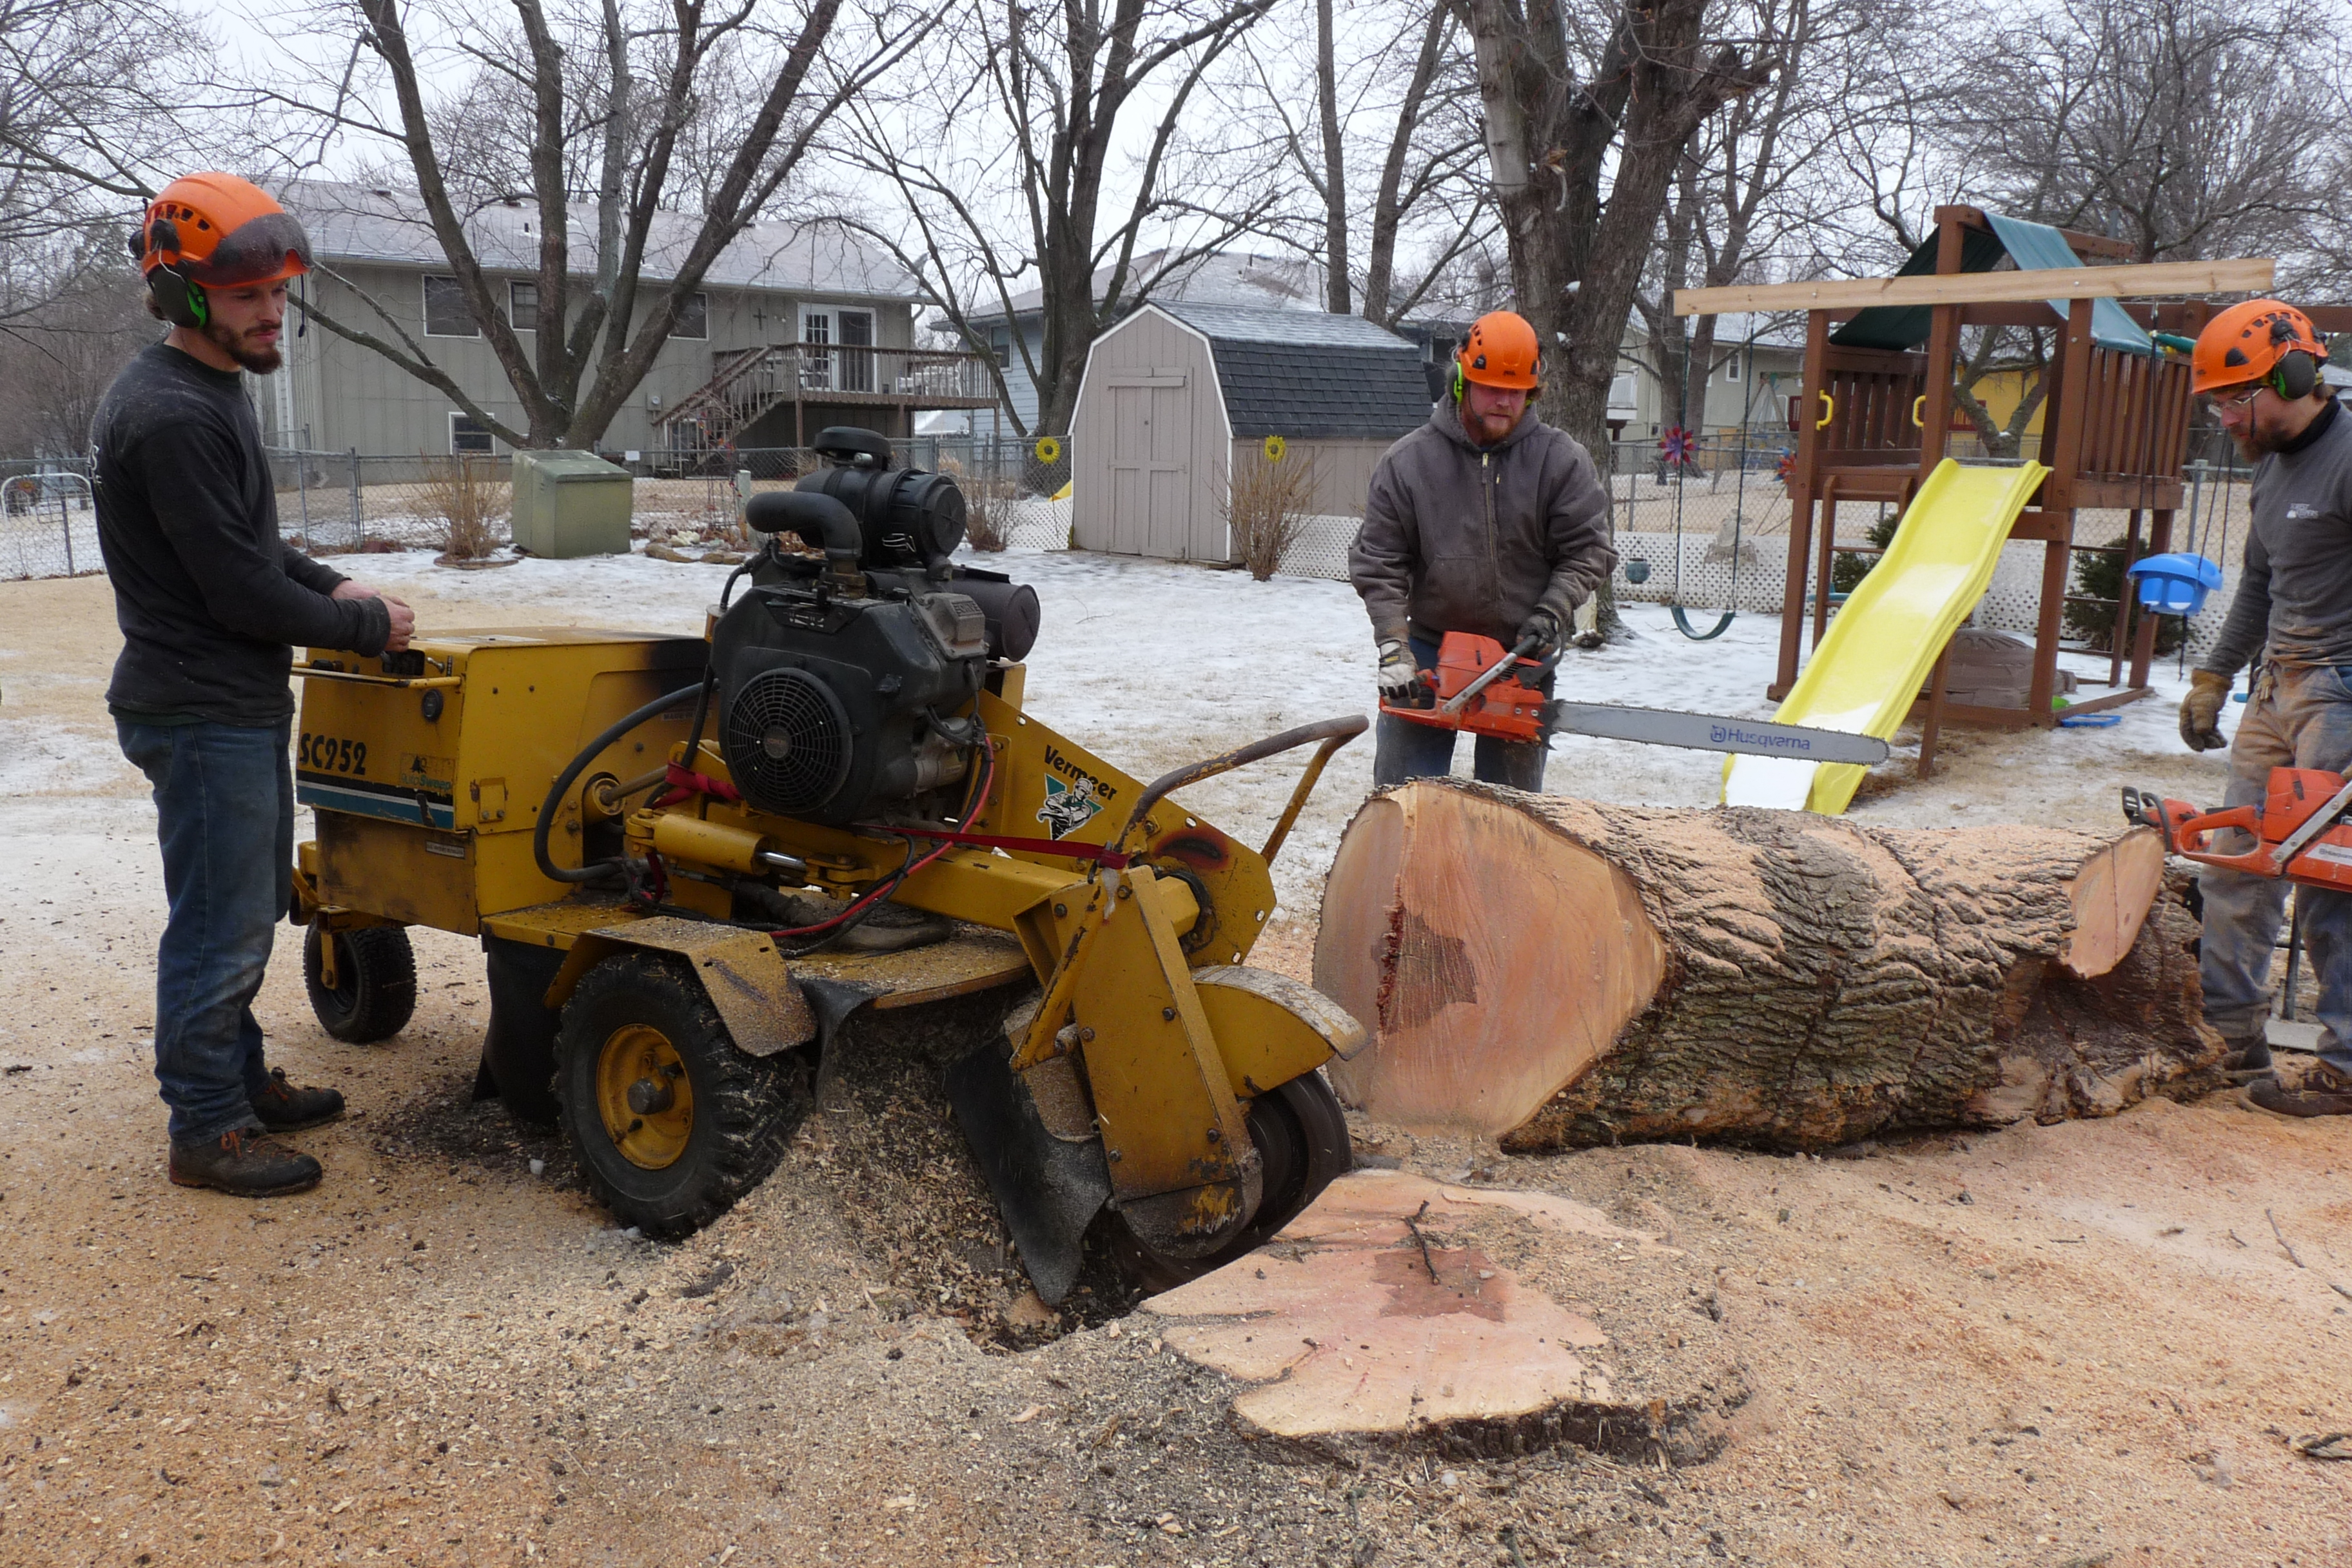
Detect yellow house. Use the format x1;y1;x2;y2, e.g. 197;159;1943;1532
1959;367;2048;436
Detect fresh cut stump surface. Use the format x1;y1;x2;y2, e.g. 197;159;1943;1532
1315;780;2208;1150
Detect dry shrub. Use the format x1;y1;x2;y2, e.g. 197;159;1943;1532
420;454;508;559
1221;447;1317;581
941;456;1010;552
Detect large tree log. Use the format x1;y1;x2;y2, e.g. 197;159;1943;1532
1313;781;2213;1150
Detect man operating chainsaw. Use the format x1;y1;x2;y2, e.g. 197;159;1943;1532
95;173;415;1195
1350;310;1616;789
2179;299;2352;1117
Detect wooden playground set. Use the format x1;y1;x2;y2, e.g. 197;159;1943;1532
1676;206;2297;775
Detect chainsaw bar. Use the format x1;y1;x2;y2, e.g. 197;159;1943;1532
1544;701;1890;765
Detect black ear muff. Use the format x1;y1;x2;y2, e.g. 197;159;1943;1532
2270;316;2321;400
1451;356;1465;402
137;213;208;330
146;264;207;329
2274;349;2318;400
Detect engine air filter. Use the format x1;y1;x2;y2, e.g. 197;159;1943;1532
723;667;853;816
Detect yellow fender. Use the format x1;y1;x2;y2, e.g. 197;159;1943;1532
1191;965;1364;1099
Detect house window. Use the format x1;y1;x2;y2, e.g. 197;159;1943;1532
509;280;538;333
424;275;478;338
449;413;494;455
1723;350;1742;383
986;324;1011;370
671;291;708;340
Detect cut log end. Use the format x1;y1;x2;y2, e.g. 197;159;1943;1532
1315;781;2209;1152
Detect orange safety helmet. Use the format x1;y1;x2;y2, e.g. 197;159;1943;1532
128;172;313;329
2192;299;2325;399
1454;310;1542;393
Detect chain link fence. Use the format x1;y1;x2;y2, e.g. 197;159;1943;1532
0;457;100;581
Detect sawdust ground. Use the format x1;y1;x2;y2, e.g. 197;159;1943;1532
3;572;2348;1567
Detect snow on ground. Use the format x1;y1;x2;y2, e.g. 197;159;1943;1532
287;543;2235;920
3;542;2237;923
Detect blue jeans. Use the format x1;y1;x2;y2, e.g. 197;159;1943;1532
117;718;295;1142
2198;663;2352;1075
1373;633;1551;791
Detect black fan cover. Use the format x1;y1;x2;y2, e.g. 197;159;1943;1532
723;667;853;815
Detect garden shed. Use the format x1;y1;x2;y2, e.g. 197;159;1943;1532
1068;301;1431;562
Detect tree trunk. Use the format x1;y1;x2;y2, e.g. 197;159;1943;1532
1314;0;1349;315
1313;781;2213;1151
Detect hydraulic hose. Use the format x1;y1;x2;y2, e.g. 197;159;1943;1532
533;681;707;885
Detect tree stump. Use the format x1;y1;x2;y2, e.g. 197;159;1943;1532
1313;781;2211;1150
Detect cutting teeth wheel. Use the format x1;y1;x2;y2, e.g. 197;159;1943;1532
1104;1072;1351;1294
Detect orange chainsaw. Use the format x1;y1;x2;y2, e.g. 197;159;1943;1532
1380;631;1890;765
2124;770;2352;890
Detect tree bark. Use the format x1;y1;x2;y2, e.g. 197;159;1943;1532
1313;781;2211;1151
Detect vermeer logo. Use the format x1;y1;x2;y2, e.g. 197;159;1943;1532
1036;745;1117;839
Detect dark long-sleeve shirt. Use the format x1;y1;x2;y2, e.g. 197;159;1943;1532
92;342;389;725
2200;397;2352;679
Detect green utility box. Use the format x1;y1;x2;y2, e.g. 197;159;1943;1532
509;449;632;558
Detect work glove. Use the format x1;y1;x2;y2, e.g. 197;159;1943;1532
2179;668;2231;752
1375;639;1424;700
1518;607;1565;660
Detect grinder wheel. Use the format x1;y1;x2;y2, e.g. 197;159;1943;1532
1104;1072;1350;1297
554;952;810;1238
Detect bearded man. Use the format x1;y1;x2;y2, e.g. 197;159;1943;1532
93;173;415;1194
2178;299;2352;1117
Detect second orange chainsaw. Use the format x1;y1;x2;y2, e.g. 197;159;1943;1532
2124;770;2352;891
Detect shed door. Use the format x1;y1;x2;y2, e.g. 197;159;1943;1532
1105;371;1190;558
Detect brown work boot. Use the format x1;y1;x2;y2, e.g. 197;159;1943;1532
250;1068;346;1133
2217;1034;2275;1084
168;1127;322;1196
2246;1063;2352;1119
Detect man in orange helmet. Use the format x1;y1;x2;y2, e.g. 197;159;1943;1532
2179;299;2352;1117
94;172;416;1195
1349;309;1617;788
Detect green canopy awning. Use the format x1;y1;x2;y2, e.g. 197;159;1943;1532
1828;213;2153;357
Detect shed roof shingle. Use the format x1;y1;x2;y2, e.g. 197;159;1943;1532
1142;302;1431;440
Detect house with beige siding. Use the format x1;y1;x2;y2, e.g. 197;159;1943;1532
266;182;986;461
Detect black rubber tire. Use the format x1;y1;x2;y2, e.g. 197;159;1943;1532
1106;1071;1353;1295
554;951;810;1239
302;920;418;1044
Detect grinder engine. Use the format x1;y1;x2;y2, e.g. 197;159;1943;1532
714;427;1032;827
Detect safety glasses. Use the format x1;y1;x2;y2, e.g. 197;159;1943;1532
2203;383;2264;410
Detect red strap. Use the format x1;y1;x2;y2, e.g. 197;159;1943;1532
658;763;743;808
861;823;1132;869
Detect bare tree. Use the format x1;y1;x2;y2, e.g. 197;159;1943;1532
0;258;152;453
266;0;925;449
1631;0;1908;436
0;0;259;320
1462;0;1770;463
1952;0;2344;275
834;0;1281;438
1248;0;1494;328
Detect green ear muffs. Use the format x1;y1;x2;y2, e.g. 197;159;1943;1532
2272;349;2318;401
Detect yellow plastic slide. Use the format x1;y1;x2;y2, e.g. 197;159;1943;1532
1721;457;2049;816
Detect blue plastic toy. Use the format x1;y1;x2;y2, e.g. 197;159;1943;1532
2125;552;2224;616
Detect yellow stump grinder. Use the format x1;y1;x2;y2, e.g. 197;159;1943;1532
286;427;1365;1300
